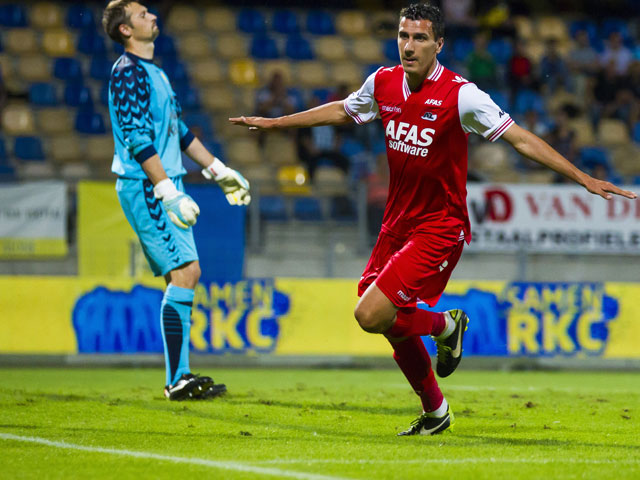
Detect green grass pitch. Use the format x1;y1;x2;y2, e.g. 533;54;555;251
0;367;638;479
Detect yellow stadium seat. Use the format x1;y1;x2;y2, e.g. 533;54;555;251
177;32;212;60
214;113;254;140
191;59;225;86
0;54;15;81
314;166;348;196
2;104;36;135
50;135;82;164
296;61;328;88
315;36;348;62
236;87;256;112
18;161;55;180
545;89;583;114
264;134;298;165
226;137;262;166
513;16;534;41
370;11;398;38
37;108;73;135
488;169;521;183
86;136;115;170
260;60;293;85
201;86;236;111
203;7;236;32
229;59;258;86
16;55;51;83
335;11;368;37
352;37;383;63
471;143;511;173
214;33;248;60
598;119;630;146
330;62;363;88
277;164;311;195
42;29;76;57
60;162;91;180
524;40;546;64
536;17;569;42
611;144;640;176
31;2;63;29
568;117;596;147
6;29;39;54
241;163;278;195
523;170;555;184
166;5;199;32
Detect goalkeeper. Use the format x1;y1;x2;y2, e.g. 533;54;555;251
103;0;250;400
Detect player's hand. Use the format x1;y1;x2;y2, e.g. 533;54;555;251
228;116;277;130
583;177;637;200
202;160;251;206
153;179;200;229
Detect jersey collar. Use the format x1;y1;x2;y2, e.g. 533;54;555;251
402;60;444;101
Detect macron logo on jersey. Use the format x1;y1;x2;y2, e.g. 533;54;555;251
452;75;468;83
385;119;435;157
425;98;442;106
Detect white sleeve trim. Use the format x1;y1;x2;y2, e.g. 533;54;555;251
343;68;381;125
458;83;513;142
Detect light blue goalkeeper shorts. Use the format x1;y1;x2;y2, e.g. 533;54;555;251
116;176;198;276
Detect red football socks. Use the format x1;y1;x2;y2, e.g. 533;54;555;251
389;335;444;412
386;307;446;338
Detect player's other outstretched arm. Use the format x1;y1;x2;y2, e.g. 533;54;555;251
501;123;637;200
229;100;353;130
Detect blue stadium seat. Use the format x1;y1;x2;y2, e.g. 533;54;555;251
632;175;640;185
161;59;189;83
306;11;335;35
487;37;513;65
452;37;474;62
633;122;640;144
53;57;83;82
75;111;106;134
77;30;107;55
569;20;599;47
383;38;399;62
311;88;332;103
579;147;612;171
14;136;45;161
238;9;267;34
273;10;299;34
182;112;215;139
90;56;113;81
250;35;279;59
285;35;314;60
0;137;7;163
113;42;125;55
0;4;28;27
513;89;545;115
0;163;15;180
64;83;93;108
486;89;511;112
340;138;365;158
174;84;200;111
293;197;323;221
155;35;176;58
330;195;356;222
29;83;58;106
0;33;3;52
99;82;110;107
67;5;95;29
260;195;288;221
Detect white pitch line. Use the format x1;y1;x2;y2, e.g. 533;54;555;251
256;457;640;466
0;433;354;480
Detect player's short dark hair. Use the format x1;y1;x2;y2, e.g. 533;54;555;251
102;0;138;45
399;3;444;40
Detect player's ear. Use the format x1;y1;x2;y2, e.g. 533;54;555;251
435;37;444;55
119;22;132;41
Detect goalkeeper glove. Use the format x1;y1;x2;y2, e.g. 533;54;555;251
202;158;251;206
153;178;200;229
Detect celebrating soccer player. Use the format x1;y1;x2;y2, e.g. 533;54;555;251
102;1;251;400
231;3;636;434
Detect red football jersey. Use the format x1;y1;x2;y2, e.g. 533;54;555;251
345;62;514;242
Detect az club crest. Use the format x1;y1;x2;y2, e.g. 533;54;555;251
421;111;437;121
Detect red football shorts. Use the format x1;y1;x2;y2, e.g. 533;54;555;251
358;225;465;308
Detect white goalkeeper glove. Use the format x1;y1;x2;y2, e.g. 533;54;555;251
153;178;200;229
202;158;251;206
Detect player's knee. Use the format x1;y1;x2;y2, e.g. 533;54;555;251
353;305;386;334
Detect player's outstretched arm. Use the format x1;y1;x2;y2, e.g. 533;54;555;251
229;100;353;130
501;123;637;200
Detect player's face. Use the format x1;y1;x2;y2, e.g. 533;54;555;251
397;17;443;78
123;2;159;43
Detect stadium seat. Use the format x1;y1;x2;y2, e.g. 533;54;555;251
0;4;27;27
536;17;569;42
314;166;348;196
37;107;72;134
166;5;199;32
89;56;113;81
611;144;640;176
42;30;76;57
202;7;235;33
259;195;288;221
61;162;91;179
161;59;189;83
173;84;200;111
330;62;363;88
487;37;513;65
201;86;235;111
50;134;82;164
513;16;534;40
293;196;323;221
154;35;177;59
86;135;114;169
77;30;107;55
177;32;212;60
227;137;262;166
214;33;248;60
64;83;93;108
29;82;58;106
190;58;225;85
598;119;630;146
352;38;383;63
259;60;293;85
633;122;640;144
31;2;63;29
75;111;106;134
53;57;83;82
568;116;596;147
273;10;299;35
330;195;357;222
66;4;95;29
278;165;311;195
523;170;556;184
264;134;298;165
2;104;36;135
315;36;348;62
485;89;511;112
182;112;215;139
383;38;399;62
238;9;267;34
513;89;545;115
99;82;110;106
14;136;45;161
241;163;278;194
452;37;474;63
470;142;511;174
229;59;258;86
306;11;335;35
335;11;368;37
6;29;38;54
370;11;398;38
0;137;8;163
16;55;51;83
250;34;279;60
285;35;314;61
579;146;611;171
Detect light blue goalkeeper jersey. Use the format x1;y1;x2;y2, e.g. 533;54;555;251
108;52;194;179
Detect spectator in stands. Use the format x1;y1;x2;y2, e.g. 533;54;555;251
600;31;633;76
590;63;638;131
507;39;536;102
465;31;498;90
442;0;476;38
366;152;389;242
539;39;570;94
548;105;578;183
567;29;600;97
0;67;7;117
256;71;298;119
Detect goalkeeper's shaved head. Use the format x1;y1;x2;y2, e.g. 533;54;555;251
103;0;139;45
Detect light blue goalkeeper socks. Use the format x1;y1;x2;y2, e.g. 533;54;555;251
160;284;194;386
